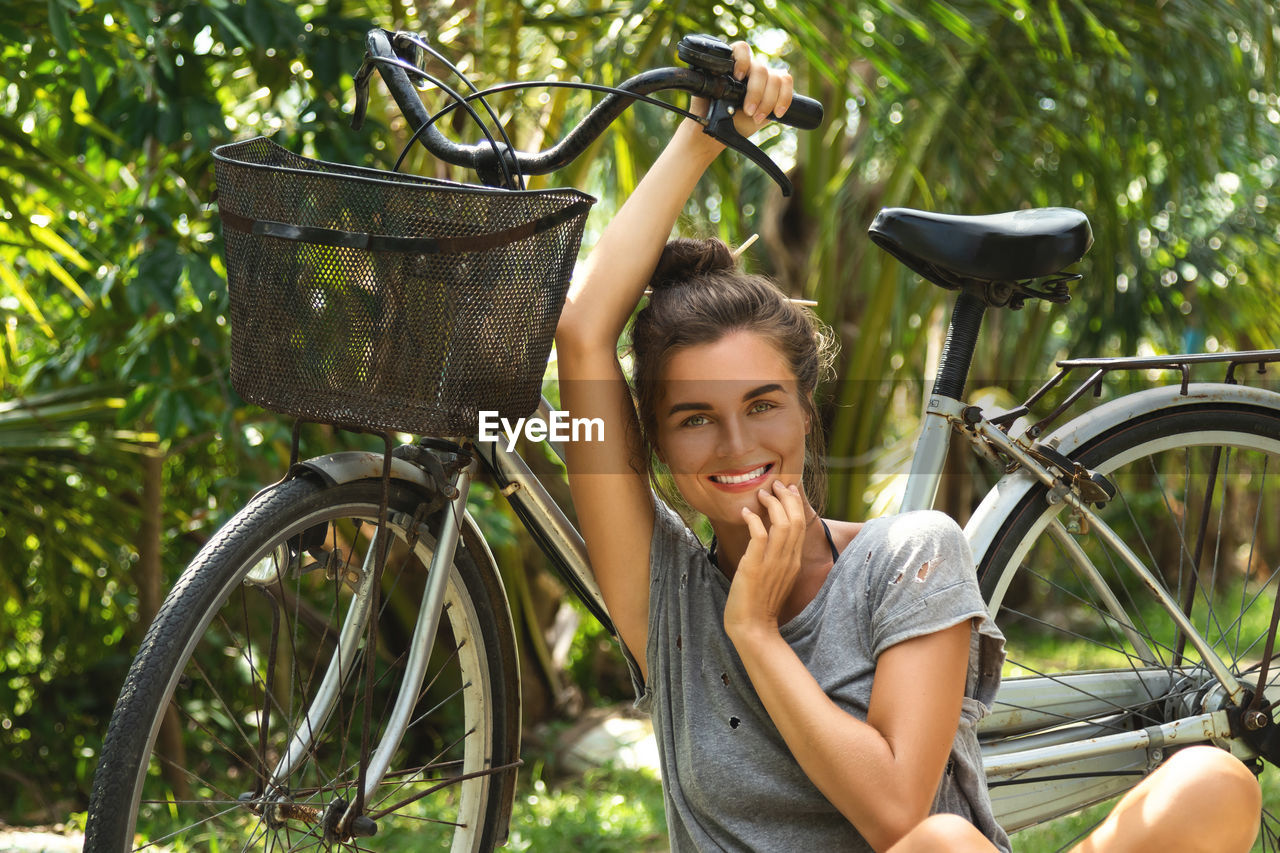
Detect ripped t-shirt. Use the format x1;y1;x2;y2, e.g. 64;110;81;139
630;502;1011;853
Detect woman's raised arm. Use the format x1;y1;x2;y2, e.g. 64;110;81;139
555;43;792;679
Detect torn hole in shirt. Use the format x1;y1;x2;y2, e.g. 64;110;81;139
914;557;938;583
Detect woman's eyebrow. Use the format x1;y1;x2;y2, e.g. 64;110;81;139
743;383;784;400
667;400;710;416
666;384;785;416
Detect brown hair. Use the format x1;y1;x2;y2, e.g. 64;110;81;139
628;237;837;513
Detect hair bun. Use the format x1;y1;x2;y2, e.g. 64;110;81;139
649;237;735;291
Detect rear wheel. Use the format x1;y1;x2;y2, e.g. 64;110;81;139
85;476;520;851
978;404;1280;848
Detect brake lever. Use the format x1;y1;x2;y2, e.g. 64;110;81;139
350;54;375;131
352;31;421;132
702;99;793;197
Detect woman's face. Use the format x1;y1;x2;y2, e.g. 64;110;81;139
654;330;810;527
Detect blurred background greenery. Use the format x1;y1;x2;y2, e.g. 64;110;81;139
1;0;1278;846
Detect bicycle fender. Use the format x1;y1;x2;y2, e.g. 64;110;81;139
964;382;1280;578
285;450;512;612
288;450;439;492
285;450;510;605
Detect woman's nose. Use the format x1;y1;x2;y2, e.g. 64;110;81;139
716;417;751;457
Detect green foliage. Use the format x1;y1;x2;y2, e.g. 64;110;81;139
753;2;1280;518
0;0;386;818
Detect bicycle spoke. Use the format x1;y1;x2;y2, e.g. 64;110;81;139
1022;540;1180;669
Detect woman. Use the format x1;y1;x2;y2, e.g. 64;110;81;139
554;41;1261;852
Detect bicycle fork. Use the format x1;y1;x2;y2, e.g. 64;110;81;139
258;457;476;840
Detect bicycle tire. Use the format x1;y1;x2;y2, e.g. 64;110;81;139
84;476;520;852
977;403;1280;846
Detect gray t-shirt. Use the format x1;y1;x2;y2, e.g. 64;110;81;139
630;499;1011;853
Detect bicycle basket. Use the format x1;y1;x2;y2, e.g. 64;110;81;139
212;136;595;435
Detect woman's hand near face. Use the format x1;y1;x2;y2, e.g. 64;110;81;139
723;480;807;642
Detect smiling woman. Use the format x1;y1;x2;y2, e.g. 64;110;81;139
647;316;814;527
552;41;1016;853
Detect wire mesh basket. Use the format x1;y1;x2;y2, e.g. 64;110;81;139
213;136;595;435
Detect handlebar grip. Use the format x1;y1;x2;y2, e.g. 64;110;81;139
777;93;822;131
712;74;823;131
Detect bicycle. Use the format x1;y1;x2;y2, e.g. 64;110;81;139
82;27;1280;853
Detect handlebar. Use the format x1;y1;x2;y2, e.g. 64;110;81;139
358;29;824;195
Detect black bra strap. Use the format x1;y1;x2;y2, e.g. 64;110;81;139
709;518;840;567
819;518;840;562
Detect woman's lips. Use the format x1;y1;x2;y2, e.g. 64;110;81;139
707;463;774;491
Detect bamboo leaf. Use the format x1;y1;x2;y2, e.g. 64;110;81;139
30;223;92;272
47;0;72;53
0;262;54;337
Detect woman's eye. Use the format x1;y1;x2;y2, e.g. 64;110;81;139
748;400;776;414
681;414;709;427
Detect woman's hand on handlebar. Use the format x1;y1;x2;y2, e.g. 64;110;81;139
685;41;794;143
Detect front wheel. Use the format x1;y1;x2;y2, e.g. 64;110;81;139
977;404;1280;846
85;476;520;851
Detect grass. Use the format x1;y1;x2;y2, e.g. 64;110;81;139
119;763;667;852
296;761;669;853
504;764;667;853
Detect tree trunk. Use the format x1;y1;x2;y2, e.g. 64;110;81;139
136;442;189;802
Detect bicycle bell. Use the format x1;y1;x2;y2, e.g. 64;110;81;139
677;34;735;75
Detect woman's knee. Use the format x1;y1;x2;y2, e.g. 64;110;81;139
1163;746;1261;806
1155;747;1261;850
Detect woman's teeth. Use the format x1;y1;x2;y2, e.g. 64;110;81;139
712;465;769;485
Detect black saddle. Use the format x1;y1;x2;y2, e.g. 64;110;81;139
868;207;1093;306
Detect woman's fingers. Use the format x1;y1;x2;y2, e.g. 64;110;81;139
762;482;806;531
756;486;791;537
777;482;807;534
756;483;806;563
743;55;769;119
729;40;792;124
775;73;794;120
755;72;784;126
730;40;752;82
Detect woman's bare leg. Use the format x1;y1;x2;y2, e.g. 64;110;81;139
1070;746;1261;853
886;813;999;853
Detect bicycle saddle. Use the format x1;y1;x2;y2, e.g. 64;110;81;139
868;207;1093;290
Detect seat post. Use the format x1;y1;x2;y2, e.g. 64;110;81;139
932;289;986;401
